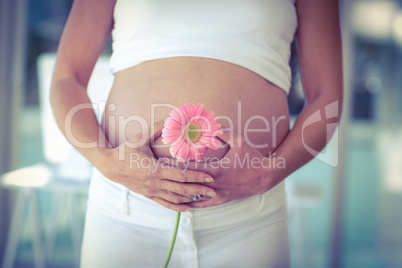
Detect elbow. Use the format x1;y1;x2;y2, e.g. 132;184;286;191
305;85;343;104
49;75;70;113
49;78;61;112
304;85;344;122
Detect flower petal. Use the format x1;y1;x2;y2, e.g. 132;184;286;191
164;103;223;161
170;109;187;126
164;118;183;130
177;143;191;162
170;138;185;157
194;147;208;162
195;103;207;117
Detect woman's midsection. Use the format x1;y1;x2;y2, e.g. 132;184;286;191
102;57;290;158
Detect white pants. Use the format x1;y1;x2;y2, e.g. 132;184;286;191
81;168;290;268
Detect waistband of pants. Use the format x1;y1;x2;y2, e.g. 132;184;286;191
87;167;287;231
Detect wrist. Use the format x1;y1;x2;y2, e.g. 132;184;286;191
260;156;286;191
86;146;114;175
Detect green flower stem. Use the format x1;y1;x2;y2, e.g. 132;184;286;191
163;212;181;268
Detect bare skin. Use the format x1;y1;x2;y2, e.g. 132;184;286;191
105;56;289;158
50;0;343;212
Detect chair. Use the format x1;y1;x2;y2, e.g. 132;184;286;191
0;53;113;268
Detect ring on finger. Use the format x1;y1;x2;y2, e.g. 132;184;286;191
192;194;202;202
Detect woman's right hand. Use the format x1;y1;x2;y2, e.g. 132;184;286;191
97;120;216;212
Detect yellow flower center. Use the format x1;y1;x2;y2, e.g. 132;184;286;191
186;123;201;142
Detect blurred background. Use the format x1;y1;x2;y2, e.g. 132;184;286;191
1;0;402;267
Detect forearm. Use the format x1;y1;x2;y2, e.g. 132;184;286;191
270;93;342;183
47;0;116;169
267;0;343;185
50;77;110;168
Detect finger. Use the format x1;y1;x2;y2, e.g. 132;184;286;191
160;157;216;173
148;120;165;143
189;198;221;209
219;131;235;148
155;164;214;183
155;190;210;204
156;180;216;197
160;157;189;169
216;134;231;148
125;120;164;147
145;196;192;212
157;190;194;204
182;160;219;172
190;194;211;201
144;177;215;197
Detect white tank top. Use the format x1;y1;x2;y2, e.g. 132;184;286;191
110;0;298;94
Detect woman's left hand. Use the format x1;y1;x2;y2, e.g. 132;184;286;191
164;135;281;208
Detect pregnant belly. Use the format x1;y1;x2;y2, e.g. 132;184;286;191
102;57;290;160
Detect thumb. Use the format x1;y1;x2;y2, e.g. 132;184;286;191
148;120;165;144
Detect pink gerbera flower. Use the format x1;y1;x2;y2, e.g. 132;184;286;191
162;103;223;162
